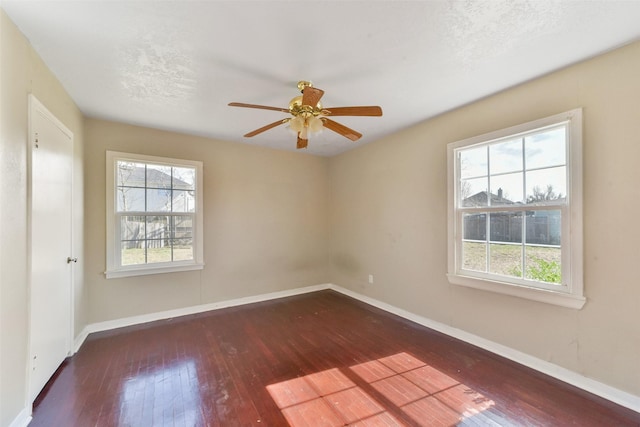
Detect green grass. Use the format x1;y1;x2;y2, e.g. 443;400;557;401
462;241;561;283
122;246;193;265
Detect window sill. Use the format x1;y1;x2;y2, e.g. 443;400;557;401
447;273;586;309
105;262;204;279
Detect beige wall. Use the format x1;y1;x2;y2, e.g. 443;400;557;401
0;9;85;426
329;41;640;396
84;119;330;323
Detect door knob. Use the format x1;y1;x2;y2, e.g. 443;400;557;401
67;257;78;264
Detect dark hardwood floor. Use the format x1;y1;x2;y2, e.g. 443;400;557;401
30;290;640;426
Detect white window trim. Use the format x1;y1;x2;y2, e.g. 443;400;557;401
447;109;585;309
105;151;204;279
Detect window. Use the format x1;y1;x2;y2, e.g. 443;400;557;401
447;109;584;309
105;151;204;278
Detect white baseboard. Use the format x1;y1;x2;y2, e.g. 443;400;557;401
326;284;640;414
8;407;31;427
70;282;639;414
73;283;331;352
73;325;90;354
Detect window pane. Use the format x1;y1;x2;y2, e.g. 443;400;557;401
121;216;145;240
525;127;566;170
460;146;487;179
172;190;196;212
525;167;566;204
463;213;486;241
489;138;522;175
489;243;522;278
172;238;193;261
489;211;522;243
173;216;193;238
117;187;145;212
116;161;145;187
490;172;523;205
173;167;196;190
146;217;168;264
146;216;169;240
460;177;488;207
525;245;561;284
525;210;561;245
147;164;172;189
146;188;172;212
147;241;171;263
462;241;486;272
121;241;145;265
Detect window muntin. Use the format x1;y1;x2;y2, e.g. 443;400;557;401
106;152;204;278
447;110;584;308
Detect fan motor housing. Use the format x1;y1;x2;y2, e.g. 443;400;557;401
289;95;322;118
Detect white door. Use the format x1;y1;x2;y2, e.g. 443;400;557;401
29;95;74;403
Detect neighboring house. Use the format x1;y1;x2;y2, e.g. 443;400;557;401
462;188;513;207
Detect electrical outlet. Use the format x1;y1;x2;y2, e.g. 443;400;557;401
368;274;374;284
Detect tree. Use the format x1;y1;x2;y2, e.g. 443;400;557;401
460;179;472;200
117;162;146;248
527;184;563;203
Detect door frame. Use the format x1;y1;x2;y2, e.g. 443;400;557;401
26;94;75;404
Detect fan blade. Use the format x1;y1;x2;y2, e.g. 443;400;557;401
297;136;308;149
302;86;324;107
322;106;383;117
244;119;288;137
229;102;290;113
321;118;362;141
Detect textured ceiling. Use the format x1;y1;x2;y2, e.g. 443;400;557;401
3;1;640;156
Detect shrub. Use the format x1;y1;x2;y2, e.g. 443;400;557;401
528;258;561;283
508;258;561;284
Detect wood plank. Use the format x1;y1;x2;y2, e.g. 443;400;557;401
30;290;640;426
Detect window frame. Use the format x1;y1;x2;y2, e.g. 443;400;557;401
105;151;204;279
447;109;585;309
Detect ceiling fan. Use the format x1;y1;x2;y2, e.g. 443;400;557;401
229;81;383;149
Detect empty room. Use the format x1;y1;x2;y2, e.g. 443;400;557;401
1;1;640;426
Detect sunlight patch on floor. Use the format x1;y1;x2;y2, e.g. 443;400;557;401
266;352;494;426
